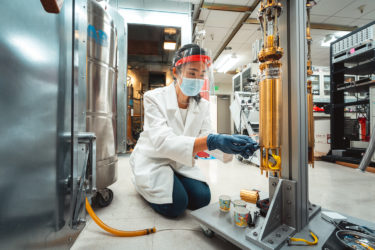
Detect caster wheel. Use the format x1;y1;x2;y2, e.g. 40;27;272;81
200;224;215;238
92;188;113;208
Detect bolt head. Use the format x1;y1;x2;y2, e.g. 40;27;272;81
272;182;277;187
268;239;274;244
253;232;258;236
276;233;281;237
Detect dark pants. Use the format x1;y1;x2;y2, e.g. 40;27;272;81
149;173;211;218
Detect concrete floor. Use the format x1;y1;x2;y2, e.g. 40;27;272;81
72;155;375;250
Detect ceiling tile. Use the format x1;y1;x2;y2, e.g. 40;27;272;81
203;41;221;54
226;42;244;52
204;26;230;43
213;0;255;5
310;14;329;23
241;23;259;31
311;0;353;16
249;2;261;19
199;8;211;22
204;10;244;28
333;0;375;19
323;16;356;26
230;28;255;43
351;18;374;27
360;9;375;19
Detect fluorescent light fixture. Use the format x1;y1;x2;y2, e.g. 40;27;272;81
321;31;350;47
214;54;230;70
164;41;176;50
164;27;177;34
217;54;239;73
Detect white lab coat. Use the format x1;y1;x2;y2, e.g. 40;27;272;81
130;83;230;204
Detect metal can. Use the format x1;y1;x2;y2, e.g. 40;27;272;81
232;199;246;208
233;207;250;227
219;195;231;212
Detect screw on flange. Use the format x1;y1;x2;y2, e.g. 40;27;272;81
272;182;277;187
253;232;258;236
268;239;274;244
276;233;281;237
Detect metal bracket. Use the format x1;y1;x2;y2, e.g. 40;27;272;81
246;178;297;250
308;201;321;220
71;132;96;228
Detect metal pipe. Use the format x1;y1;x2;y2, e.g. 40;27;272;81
358;125;375;172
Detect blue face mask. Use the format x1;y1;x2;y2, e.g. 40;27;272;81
179;77;204;97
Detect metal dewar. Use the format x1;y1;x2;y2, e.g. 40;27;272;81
87;0;118;189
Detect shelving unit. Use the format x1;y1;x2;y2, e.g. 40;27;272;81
323;20;375;165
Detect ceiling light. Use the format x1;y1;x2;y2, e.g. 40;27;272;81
164;27;177;35
217;54;239;73
321;34;336;47
163;41;176;50
214;54;231;70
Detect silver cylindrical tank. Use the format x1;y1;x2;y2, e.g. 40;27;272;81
87;0;118;189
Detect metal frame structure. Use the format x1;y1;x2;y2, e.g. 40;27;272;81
324;20;375;166
192;1;375;249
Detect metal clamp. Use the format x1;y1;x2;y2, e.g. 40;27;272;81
71;132;96;228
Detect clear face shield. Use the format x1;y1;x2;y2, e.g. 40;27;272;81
173;47;214;102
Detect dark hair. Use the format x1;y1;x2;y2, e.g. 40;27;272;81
172;44;208;103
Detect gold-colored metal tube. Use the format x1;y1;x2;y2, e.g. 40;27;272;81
258;0;283;176
259;62;282;175
259;78;282;148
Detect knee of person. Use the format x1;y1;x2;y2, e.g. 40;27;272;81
168;193;188;218
201;186;211;206
190;185;211;210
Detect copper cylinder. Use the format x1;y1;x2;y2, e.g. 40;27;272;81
259;63;282;148
240;190;260;204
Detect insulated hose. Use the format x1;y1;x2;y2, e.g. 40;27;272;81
85;197;156;237
288;231;318;246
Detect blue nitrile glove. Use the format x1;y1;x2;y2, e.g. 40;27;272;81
207;134;248;155
232;135;260;157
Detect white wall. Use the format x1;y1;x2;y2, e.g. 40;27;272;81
214;81;232;95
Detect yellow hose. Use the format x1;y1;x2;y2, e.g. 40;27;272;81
289;231;318;246
85;197;156;237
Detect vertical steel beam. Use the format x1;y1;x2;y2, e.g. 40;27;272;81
280;0;309;231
